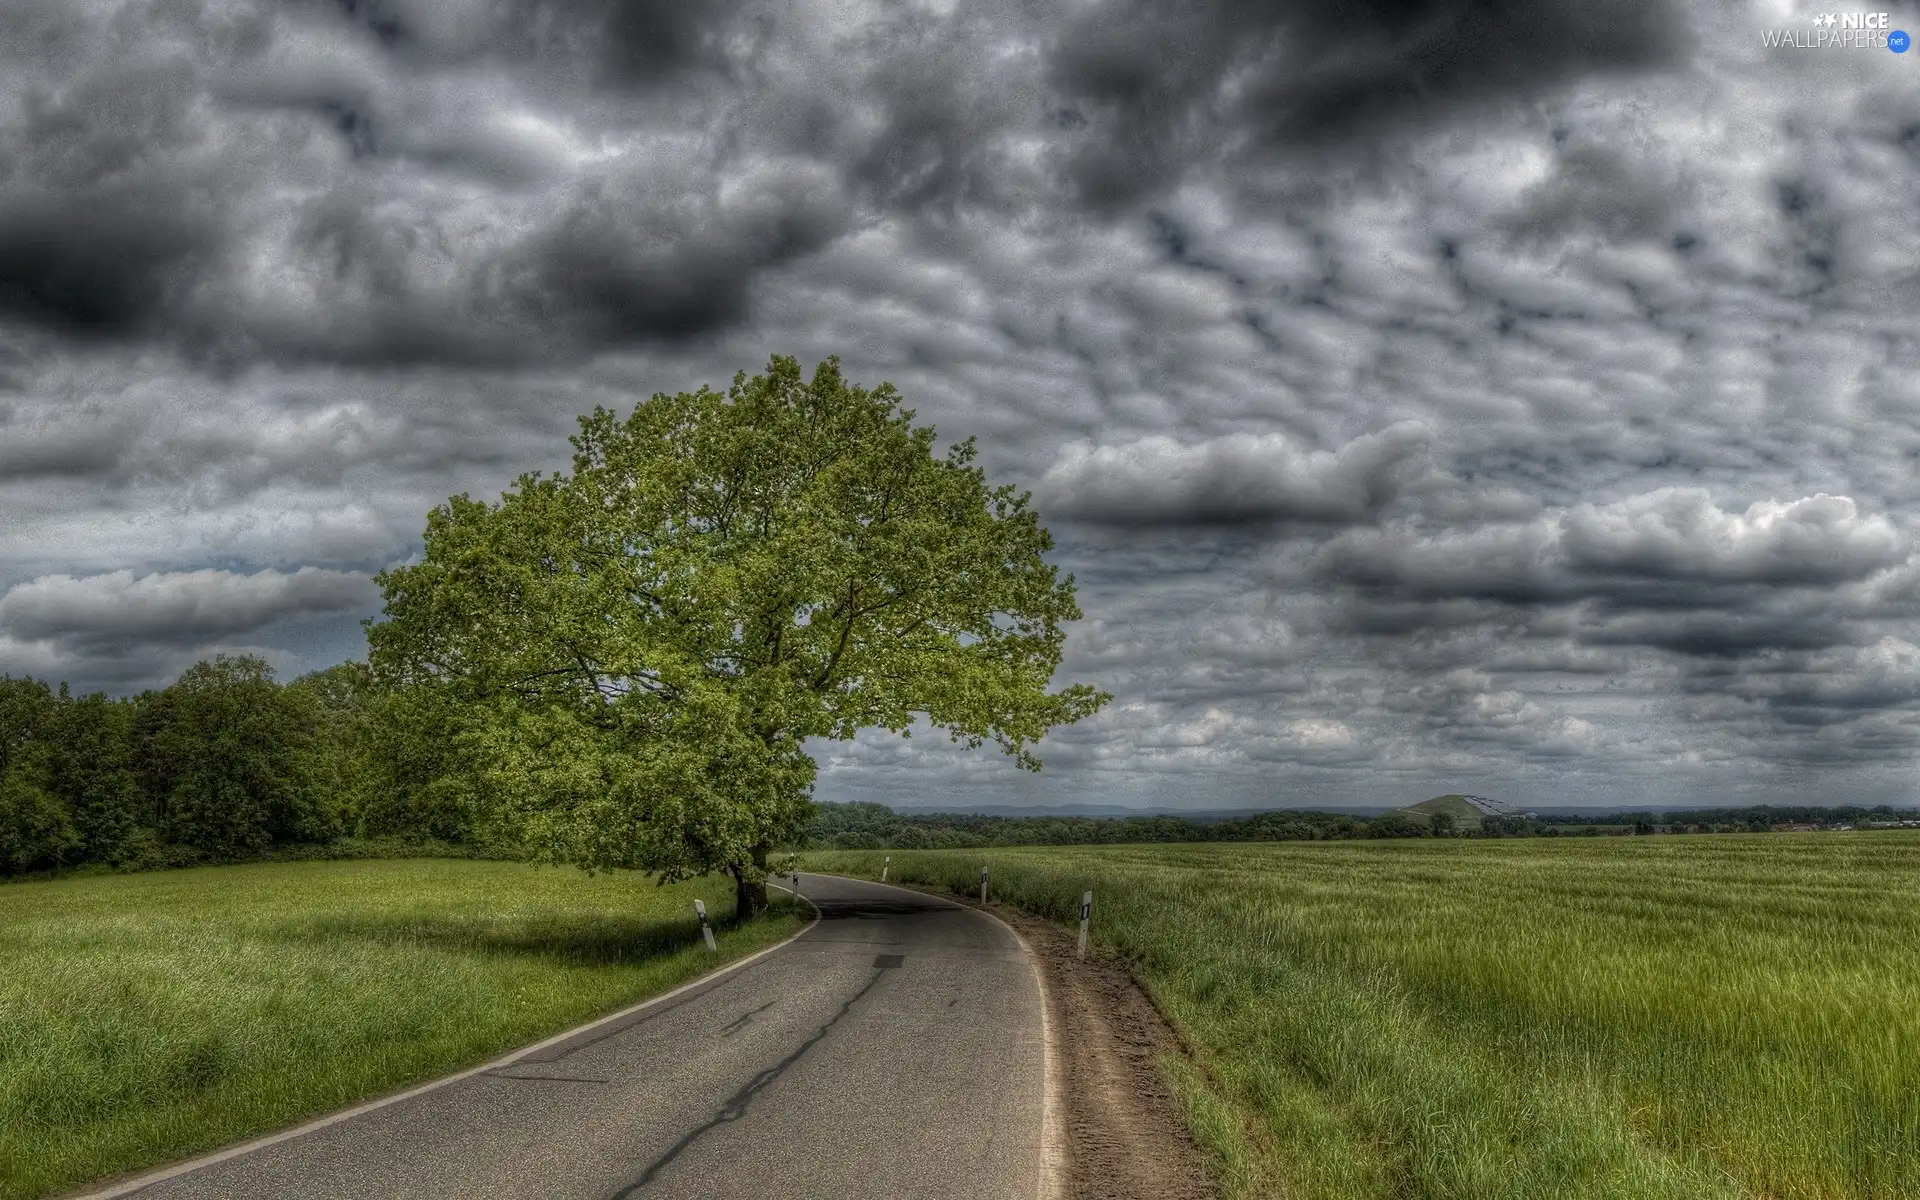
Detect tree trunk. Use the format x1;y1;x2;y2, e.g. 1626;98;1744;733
731;842;772;919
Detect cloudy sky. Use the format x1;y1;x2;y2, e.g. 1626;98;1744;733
5;0;1920;811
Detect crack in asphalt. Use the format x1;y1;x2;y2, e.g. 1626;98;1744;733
720;1000;776;1037
609;970;888;1198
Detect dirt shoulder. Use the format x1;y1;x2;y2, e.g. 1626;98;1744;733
987;902;1216;1200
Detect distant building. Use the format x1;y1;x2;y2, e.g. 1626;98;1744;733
1456;794;1537;819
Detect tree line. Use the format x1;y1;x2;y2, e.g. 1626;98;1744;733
8;660;1917;877
801;802;1920;849
1555;805;1920;832
804;801;1518;849
0;656;488;875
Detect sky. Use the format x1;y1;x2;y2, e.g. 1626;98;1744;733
4;0;1920;812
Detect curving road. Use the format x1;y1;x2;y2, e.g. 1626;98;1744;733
84;874;1052;1200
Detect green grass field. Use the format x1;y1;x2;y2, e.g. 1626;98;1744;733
0;859;804;1200
807;836;1920;1199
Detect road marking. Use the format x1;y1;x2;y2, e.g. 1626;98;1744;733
971;897;1067;1200
70;903;821;1200
805;872;1065;1200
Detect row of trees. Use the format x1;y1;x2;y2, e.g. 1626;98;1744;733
1558;805;1920;832
803;801;1548;849
9;655;1917;874
0;657;483;875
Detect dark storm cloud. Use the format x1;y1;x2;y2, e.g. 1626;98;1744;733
510;163;854;346
0;567;377;651
325;0;742;83
1297;481;1920;768
0;404;141;482
1040;422;1432;526
0;0;854;368
1510;136;1689;244
0;191;222;340
0;48;225;339
0;564;371;693
1237;0;1688;143
1048;0;1691;206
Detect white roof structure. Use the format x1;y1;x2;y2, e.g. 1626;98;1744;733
1456;794;1527;817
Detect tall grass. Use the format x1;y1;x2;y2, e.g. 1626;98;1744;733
0;858;803;1200
808;836;1920;1199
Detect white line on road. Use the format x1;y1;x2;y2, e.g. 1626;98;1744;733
70;904;822;1200
805;871;1064;1200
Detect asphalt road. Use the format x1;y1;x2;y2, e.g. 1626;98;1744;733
91;874;1051;1200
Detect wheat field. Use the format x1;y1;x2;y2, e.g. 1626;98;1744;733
808;835;1920;1199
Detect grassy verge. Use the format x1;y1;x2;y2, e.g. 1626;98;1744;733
807;836;1920;1199
0;858;805;1200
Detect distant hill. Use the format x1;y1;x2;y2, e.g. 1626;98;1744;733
1397;794;1529;829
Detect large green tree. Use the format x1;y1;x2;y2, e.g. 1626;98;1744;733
368;356;1108;914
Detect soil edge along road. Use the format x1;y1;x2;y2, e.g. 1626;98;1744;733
75;875;1052;1200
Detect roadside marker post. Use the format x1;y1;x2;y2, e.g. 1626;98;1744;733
881;855;890;882
694;899;717;953
981;866;989;905
1077;891;1091;958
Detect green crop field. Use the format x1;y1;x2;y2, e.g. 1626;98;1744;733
0;859;804;1200
807;835;1920;1199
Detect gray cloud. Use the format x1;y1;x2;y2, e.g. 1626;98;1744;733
1048;0;1693;207
1318;489;1908;603
6;0;1920;807
0;567;378;650
1041;422;1432;526
0;188;223;341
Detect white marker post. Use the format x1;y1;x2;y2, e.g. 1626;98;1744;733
980;866;989;906
881;855;890;883
1077;891;1092;958
694;899;717;953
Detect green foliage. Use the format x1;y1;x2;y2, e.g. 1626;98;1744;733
0;751;78;873
368;356;1107;903
41;693;143;863
0;677;56;779
146;656;335;854
345;682;486;842
286;662;368;824
0;657;438;879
